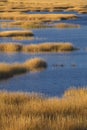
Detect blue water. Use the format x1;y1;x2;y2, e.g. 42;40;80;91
0;13;87;97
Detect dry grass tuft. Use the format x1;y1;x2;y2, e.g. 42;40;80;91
0;13;77;21
0;88;87;130
0;43;22;52
0;42;77;53
11;63;27;75
0;0;87;13
0;30;34;37
24;58;47;71
0;63;13;79
23;42;77;53
55;23;80;29
0;58;47;80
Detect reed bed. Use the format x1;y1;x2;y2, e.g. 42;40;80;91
0;58;47;80
0;21;47;29
0;42;77;53
0;87;87;130
0;43;22;52
0;13;77;21
23;43;76;52
0;30;34;37
55;23;80;29
0;0;87;13
1;21;81;29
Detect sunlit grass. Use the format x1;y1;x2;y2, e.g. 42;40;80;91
0;13;77;21
24;58;47;71
0;58;47;80
1;21;48;29
0;43;22;52
55;23;80;29
0;30;34;37
0;0;87;13
0;88;87;130
0;42;77;53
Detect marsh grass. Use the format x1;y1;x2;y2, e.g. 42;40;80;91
0;30;34;37
0;43;22;52
0;13;77;21
24;58;47;71
1;21;81;30
11;36;34;41
0;0;87;16
0;42;77;53
0;63;13;79
0;0;87;13
55;23;80;29
0;21;47;29
0;58;47;80
23;43;75;52
0;88;87;130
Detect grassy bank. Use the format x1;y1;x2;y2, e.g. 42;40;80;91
1;21;80;29
1;21;49;29
0;88;87;130
0;30;34;37
55;23;80;29
0;58;47;80
0;42;77;53
0;0;87;13
0;13;77;21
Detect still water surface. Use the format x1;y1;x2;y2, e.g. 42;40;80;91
0;13;87;96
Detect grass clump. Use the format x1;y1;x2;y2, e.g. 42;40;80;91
24;58;47;71
9;21;47;29
1;0;87;13
0;0;87;13
55;23;80;29
0;42;77;53
0;88;87;130
0;63;13;79
0;58;47;80
23;42;76;53
0;30;34;37
0;13;77;21
0;43;22;52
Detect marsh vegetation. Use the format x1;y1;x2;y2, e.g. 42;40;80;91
0;42;77;53
0;88;87;130
0;1;87;130
0;58;47;80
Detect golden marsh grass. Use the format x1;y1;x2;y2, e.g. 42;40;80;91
0;58;47;80
1;21;47;29
23;43;76;52
1;21;80;29
24;58;47;71
0;88;87;130
0;30;34;37
0;42;77;53
0;13;77;21
0;0;87;13
55;23;80;29
0;43;22;52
